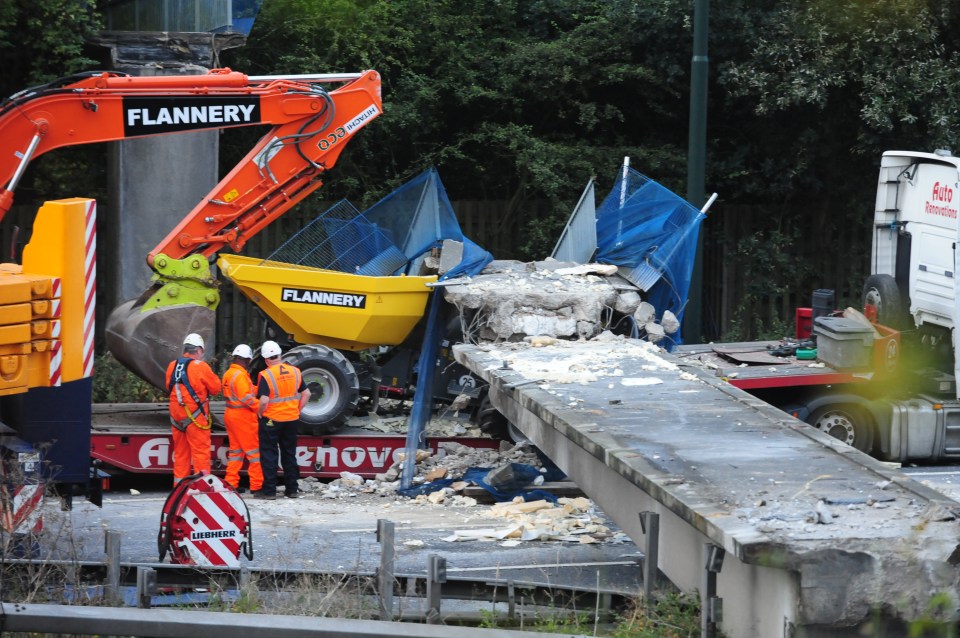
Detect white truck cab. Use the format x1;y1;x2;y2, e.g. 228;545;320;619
870;150;960;391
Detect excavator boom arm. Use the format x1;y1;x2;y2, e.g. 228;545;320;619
0;68;382;261
0;68;382;390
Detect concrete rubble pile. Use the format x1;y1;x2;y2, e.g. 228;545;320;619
296;440;542;501
442;497;629;545
441;259;680;343
348;410;484;437
480;330;701;388
287;440;628;545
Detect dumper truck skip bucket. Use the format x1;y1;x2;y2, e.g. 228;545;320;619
217;254;437;350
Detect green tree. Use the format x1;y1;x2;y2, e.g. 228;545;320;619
708;0;960;336
226;0;696;258
0;0;105;216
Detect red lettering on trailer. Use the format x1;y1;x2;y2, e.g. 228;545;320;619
92;431;499;479
932;181;954;202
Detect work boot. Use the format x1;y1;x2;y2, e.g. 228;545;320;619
284;490;303;499
253;491;276;500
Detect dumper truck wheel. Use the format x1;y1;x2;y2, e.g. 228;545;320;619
283;345;360;434
478;395;528;443
807;404;874;453
862;274;906;329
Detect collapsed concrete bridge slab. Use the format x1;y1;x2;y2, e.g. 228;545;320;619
454;335;960;637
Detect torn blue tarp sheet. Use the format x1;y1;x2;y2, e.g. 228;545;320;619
397;464;563;503
594;166;705;345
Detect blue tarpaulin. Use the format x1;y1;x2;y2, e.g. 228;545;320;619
594;167;705;345
362;167;493;279
399;464;564;503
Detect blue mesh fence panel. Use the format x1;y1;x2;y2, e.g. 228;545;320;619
265;168;492;279
265;200;406;275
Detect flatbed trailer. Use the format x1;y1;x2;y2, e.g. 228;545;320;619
674;336;960;463
673;341;874;390
90;403;500;481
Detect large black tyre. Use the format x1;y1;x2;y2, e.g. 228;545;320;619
806;404;875;453
477;394;528;443
477;394;509;439
861;274;906;329
283;345;360;434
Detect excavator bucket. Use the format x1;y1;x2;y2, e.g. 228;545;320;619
106;254;220;389
105;296;216;390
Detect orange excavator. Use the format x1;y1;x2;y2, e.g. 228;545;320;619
0;68;382;387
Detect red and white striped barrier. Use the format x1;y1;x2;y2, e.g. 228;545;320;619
82;200;96;378
158;474;253;567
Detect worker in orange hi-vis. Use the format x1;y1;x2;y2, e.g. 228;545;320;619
221;344;263;494
166;333;222;486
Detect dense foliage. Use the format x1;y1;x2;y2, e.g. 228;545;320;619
2;0;960;338
224;0;960;336
0;0;105;211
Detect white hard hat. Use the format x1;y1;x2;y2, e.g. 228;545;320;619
183;333;205;348
261;340;282;359
232;344;253;359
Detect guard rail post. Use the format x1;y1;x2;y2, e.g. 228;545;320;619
701;543;725;638
639;511;660;602
104;530;121;605
426;554;446;624
136;566;156;608
377;519;395;621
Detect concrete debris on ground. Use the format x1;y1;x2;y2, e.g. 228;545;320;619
441;496;630;545
442;259;676;343
286;440;625;545
348;411;486;437
373;440;543;485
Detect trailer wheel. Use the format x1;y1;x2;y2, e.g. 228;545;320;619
283;345;360;434
807;404;875;453
477;395;528;443
862;274;905;329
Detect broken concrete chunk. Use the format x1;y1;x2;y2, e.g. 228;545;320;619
485;464;518;490
438;239;464;275
425;467;449;481
814;500;835;524
661;310;680;334
375;466;400;482
438;442;473;455
447;392;472;412
614;290;642;314
524;335;558;347
443;259;627;341
644;321;665;343
340;471;364;486
634;301;656;325
427;489;450;504
490;498;554;516
397;449;432;463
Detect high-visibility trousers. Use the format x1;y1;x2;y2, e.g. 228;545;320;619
224;409;263;491
172;423;212;486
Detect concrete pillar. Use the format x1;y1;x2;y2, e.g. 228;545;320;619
91;32;246;346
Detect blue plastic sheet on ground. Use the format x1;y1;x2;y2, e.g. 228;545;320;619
397;464;564;503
